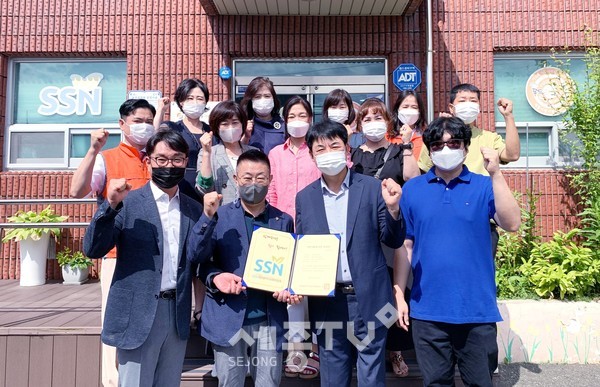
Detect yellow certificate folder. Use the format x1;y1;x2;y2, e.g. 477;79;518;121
242;227;340;297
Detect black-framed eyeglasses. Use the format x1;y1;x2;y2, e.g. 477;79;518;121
150;156;187;167
429;139;464;152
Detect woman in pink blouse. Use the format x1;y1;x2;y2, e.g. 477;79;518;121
267;96;321;379
267;96;321;221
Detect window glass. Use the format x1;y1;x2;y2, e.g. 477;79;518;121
13;60;126;124
235;60;385;77
499;131;549;157
493;57;586;122
10;132;64;164
70;133;120;158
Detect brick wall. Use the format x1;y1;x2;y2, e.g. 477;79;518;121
0;1;597;279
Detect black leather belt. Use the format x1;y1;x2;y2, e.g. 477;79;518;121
336;283;355;294
159;289;176;299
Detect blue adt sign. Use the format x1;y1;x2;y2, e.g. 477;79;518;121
218;66;232;80
393;63;421;91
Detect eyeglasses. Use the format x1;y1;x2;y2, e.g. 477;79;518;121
150;156;187;167
238;175;269;185
429;139;464;152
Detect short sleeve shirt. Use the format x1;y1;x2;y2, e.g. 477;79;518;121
400;166;501;324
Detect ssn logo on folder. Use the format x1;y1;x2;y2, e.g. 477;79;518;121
242;227;340;297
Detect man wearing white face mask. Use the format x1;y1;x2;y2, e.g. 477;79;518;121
70;98;156;387
417;83;520;176
295;120;406;387
396;116;521;387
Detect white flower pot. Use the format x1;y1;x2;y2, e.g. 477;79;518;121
61;264;90;285
19;232;50;286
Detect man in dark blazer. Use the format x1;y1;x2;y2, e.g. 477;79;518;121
295;120;406;387
84;130;204;387
187;149;296;387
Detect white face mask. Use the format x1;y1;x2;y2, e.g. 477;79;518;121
397;108;420;126
219;127;243;143
315;151;347;176
182;102;206;119
431;146;465;171
252;98;274;116
327;108;349;124
126;123;155;146
453;102;480;124
286;120;310;138
361;121;387;142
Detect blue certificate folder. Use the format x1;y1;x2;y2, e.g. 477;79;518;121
241;226;341;297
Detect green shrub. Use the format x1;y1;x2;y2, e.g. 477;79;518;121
521;229;600;299
2;205;68;243
57;248;93;270
496;191;540;299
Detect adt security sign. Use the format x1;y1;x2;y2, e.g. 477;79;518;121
219;66;232;80
393;63;421;91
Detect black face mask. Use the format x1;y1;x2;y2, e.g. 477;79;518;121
151;167;185;189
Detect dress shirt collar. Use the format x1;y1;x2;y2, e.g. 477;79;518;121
150;180;180;202
320;168;350;196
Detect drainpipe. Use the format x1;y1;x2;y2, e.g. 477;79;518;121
426;0;434;122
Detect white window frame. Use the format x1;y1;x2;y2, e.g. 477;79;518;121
4;58;125;171
496;121;558;169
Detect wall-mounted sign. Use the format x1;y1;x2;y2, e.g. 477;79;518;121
128;90;163;110
14;60;126;124
393;63;421;91
525;67;575;116
38;73;104;116
219;66;232;80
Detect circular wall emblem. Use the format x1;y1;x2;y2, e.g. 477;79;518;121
525;67;575;116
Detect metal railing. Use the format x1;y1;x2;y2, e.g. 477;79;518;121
0;198;96;229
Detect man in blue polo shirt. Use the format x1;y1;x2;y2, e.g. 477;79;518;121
395;117;521;386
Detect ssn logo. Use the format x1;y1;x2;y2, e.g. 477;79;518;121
254;257;284;276
38;73;104;116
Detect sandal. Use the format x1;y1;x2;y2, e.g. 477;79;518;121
284;351;304;378
390;351;409;377
299;351;319;380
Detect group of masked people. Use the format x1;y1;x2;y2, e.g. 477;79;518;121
77;76;522;387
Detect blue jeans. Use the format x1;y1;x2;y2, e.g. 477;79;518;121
212;321;283;387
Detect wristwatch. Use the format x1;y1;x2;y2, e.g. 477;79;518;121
400;143;413;150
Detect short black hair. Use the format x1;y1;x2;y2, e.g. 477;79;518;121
174;78;210;110
449;83;480;104
119;99;156;119
208;101;248;138
146;129;189;157
306;120;348;153
321;88;356;125
423;117;472;151
236;149;270;173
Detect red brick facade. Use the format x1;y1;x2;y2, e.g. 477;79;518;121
0;1;597;279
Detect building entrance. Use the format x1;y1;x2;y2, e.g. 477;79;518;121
233;59;387;121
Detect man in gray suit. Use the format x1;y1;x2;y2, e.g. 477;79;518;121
84;130;205;387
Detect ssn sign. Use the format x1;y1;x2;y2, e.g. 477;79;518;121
38;73;104;116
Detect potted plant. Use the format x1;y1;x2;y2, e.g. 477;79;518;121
57;247;93;285
2;205;68;286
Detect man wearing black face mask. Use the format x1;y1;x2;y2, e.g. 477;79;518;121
84;130;205;387
187;149;297;387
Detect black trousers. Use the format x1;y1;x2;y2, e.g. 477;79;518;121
412;319;498;387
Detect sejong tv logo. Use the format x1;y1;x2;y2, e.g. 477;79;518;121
37;73;104;116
